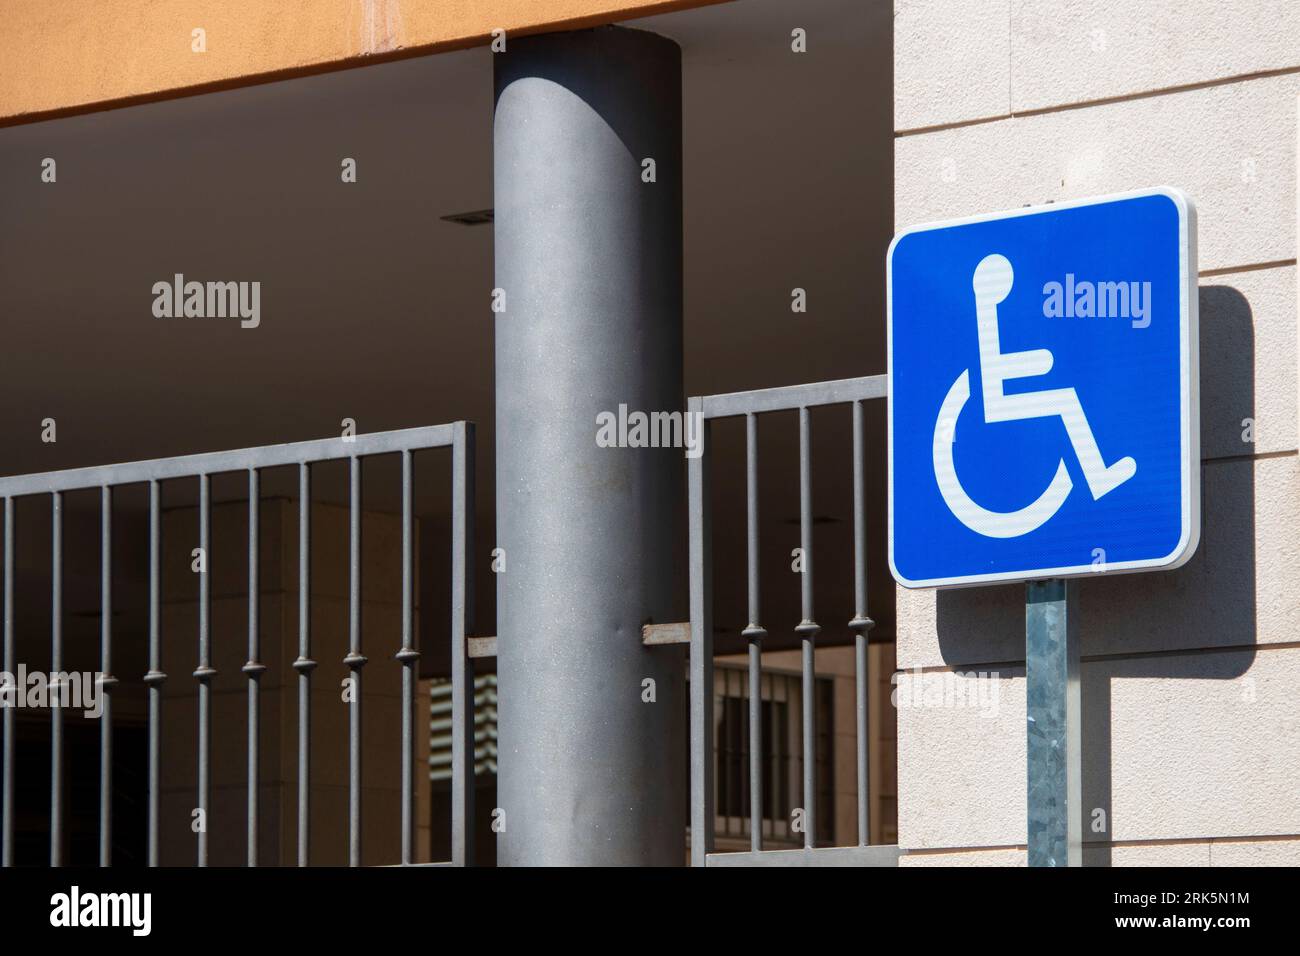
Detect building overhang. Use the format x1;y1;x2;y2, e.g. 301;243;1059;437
0;0;730;127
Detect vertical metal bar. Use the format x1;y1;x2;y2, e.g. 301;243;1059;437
1026;578;1082;867
99;486;118;866
854;635;869;846
194;474;215;867
50;491;63;866
724;668;737;835
741;412;765;852
795;407;820;849
293;463;315;867
396;449;419;866
144;480;165;867
450;423;476;866
746;648;761;846
848;399;875;846
688;400;714;867
243;469;266;867
345;455;366;867
767;672;778;840
745;413;760;636
1;498;12;867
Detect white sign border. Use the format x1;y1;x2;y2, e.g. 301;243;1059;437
886;186;1200;589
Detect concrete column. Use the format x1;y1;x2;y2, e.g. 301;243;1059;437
493;26;685;866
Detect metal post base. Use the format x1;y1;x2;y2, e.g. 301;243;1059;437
1026;579;1081;867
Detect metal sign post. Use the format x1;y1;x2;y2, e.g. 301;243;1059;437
1026;579;1080;867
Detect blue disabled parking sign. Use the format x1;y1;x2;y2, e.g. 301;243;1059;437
888;188;1199;588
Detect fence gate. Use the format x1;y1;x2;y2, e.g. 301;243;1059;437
0;424;476;867
688;374;902;867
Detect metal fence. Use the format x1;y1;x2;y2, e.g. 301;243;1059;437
688;374;901;867
0;423;476;867
2;376;906;868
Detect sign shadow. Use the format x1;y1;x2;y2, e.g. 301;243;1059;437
934;283;1258;865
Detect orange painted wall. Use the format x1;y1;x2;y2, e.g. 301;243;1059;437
0;0;727;126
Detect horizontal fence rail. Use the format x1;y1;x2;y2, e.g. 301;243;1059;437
689;374;889;867
0;424;476;867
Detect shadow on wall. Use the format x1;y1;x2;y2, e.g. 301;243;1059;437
934;284;1256;866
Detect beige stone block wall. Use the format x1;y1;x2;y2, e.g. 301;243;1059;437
894;1;1300;864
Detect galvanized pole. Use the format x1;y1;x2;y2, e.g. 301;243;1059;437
1026;578;1081;867
494;26;685;865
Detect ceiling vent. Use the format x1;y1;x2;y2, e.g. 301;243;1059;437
440;208;494;226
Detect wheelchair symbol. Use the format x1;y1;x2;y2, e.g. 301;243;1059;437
933;253;1136;539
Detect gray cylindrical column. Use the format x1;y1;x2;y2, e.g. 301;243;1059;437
494;26;685;866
